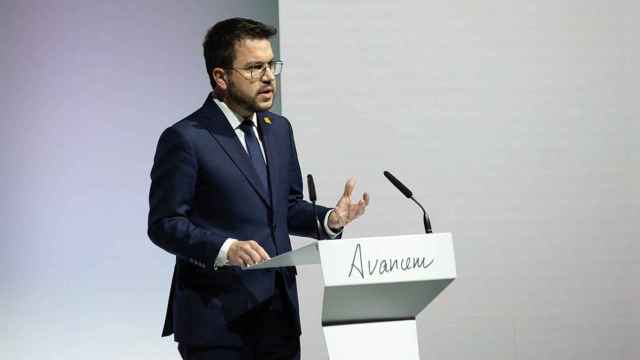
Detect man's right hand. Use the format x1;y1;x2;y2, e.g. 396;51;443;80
227;240;271;267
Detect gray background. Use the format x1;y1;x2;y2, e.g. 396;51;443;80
1;0;638;359
1;1;278;359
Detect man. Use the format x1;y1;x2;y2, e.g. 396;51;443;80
148;18;369;359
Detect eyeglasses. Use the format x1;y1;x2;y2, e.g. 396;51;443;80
229;60;284;81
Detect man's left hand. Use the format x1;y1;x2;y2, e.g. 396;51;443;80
328;177;370;231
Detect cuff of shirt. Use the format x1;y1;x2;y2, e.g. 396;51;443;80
214;238;237;269
323;209;342;239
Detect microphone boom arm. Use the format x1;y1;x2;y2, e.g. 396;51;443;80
410;197;432;234
384;170;433;234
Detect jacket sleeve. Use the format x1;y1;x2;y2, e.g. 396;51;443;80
284;119;337;240
147;126;227;267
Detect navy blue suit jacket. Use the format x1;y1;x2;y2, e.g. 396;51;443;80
148;95;334;346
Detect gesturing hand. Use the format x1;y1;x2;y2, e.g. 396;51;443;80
328;177;370;231
227;240;271;267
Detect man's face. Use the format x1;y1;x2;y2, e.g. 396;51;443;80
224;38;276;116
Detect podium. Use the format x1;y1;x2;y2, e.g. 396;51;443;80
247;233;457;359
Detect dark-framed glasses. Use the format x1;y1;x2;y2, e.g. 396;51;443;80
231;60;284;80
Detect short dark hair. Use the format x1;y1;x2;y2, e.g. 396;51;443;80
203;18;277;89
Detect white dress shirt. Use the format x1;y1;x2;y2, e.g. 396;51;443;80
212;97;340;268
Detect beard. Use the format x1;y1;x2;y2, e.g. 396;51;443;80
227;78;274;114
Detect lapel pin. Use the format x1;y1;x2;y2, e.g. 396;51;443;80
264;116;272;125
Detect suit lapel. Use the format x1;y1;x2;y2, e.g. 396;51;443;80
199;97;272;207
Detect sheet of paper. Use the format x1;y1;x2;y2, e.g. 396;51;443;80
244;241;320;270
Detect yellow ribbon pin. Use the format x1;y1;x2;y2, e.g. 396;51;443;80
264;116;272;125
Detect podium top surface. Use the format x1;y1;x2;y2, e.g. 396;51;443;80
248;233;456;287
248;233;457;323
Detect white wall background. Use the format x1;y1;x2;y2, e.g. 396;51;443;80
279;1;639;359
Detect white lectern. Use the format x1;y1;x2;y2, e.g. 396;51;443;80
247;233;456;359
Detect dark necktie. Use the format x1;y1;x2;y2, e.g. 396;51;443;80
239;120;269;194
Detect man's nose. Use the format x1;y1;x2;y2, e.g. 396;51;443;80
262;66;276;81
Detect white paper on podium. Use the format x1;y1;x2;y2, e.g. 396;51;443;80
244;241;320;270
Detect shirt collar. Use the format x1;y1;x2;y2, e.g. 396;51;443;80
212;95;258;130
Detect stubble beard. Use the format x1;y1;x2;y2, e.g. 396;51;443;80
227;79;273;116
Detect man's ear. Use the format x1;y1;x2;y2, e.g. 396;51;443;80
212;68;228;91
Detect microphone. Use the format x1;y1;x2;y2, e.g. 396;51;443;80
307;174;321;239
307;174;317;202
383;171;432;234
